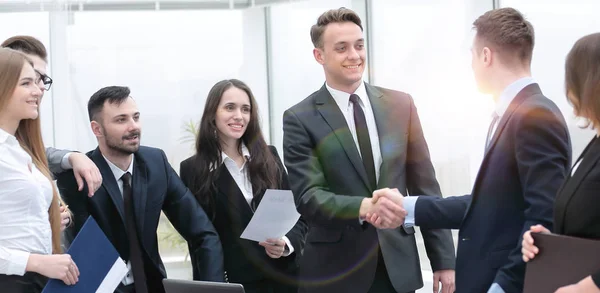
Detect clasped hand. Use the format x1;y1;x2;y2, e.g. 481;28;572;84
361;188;407;229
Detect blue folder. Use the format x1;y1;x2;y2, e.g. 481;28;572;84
43;216;124;293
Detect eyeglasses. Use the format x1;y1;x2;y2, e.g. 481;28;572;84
34;69;53;91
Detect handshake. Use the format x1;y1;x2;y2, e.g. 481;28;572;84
359;188;408;229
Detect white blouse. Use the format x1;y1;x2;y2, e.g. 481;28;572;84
220;144;294;256
0;128;53;276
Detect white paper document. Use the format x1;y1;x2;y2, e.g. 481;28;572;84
240;189;301;242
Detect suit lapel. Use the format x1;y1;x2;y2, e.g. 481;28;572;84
554;136;600;233
90;148;126;224
474;84;542;185
365;84;388;189
132;156;148;235
315;84;371;190
215;166;254;222
467;84;541;216
485;84;543;158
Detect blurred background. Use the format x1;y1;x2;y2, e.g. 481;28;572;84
2;0;599;291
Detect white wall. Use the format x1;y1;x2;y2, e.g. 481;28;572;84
369;0;493;196
501;0;600;159
44;9;269;172
267;0;354;153
0;12;54;146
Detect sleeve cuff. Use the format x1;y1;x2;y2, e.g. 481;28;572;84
403;196;419;228
281;236;294;257
61;152;73;170
1;249;30;276
487;283;505;293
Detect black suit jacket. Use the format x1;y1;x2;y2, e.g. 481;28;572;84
554;136;600;286
57;146;224;293
283;82;456;293
414;84;571;293
180;146;307;286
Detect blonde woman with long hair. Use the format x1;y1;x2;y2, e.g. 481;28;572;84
0;48;79;292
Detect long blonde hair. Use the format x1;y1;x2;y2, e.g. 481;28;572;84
0;48;68;254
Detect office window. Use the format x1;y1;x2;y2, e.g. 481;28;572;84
0;12;54;145
501;0;600;157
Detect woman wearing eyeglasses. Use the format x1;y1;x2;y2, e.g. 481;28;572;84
0;48;79;293
521;33;600;293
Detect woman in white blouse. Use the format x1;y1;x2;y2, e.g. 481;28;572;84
0;48;79;292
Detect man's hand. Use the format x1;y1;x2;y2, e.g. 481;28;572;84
433;269;455;293
69;152;102;196
365;188;407;229
59;205;71;231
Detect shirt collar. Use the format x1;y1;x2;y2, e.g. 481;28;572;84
221;143;250;164
102;154;134;181
0;127;18;146
326;81;369;109
495;77;535;117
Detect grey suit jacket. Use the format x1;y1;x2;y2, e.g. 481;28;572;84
283;82;455;293
46;147;69;175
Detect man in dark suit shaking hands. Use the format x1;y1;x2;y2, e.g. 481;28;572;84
283;7;456;293
369;8;572;293
56;86;224;293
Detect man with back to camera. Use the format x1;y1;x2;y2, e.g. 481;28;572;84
367;7;571;293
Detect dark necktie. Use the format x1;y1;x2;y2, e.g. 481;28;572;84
485;113;500;153
350;94;377;190
122;172;148;293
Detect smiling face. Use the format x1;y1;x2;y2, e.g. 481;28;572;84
92;97;141;156
5;62;43;123
215;86;251;148
314;21;366;93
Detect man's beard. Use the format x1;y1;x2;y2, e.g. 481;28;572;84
104;130;141;155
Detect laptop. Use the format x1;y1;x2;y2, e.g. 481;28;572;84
163;279;245;293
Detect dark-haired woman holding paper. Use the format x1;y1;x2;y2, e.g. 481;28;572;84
180;79;307;293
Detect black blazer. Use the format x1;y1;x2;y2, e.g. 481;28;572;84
283;83;456;293
57;146;224;293
414;84;571;293
554;136;600;286
180;146;307;285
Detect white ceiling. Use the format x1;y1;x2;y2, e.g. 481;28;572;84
0;0;306;12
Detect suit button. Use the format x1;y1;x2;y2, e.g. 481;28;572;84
461;237;470;241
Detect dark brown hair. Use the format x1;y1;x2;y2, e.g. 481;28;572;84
1;35;48;62
565;32;600;127
473;7;534;66
189;79;283;217
310;7;363;48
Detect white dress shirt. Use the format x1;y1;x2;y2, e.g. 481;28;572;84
326;81;383;182
102;155;135;286
0;128;53;276
221;144;294;256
